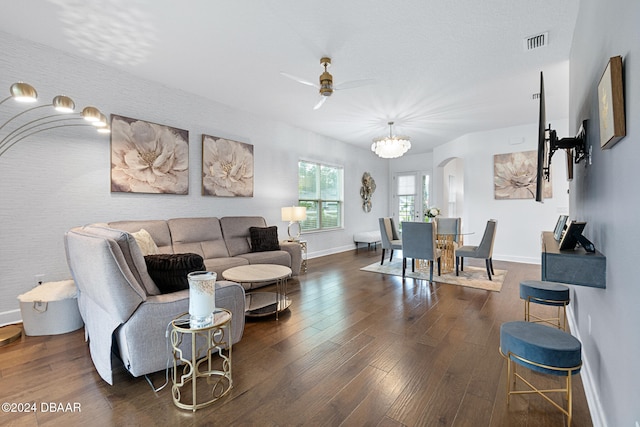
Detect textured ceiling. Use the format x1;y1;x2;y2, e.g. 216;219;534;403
0;0;580;154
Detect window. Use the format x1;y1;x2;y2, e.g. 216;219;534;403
298;160;343;232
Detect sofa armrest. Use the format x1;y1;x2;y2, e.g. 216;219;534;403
280;241;302;276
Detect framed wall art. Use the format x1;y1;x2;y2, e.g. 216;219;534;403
110;115;189;194
202;134;254;197
494;150;552;200
598;55;626;149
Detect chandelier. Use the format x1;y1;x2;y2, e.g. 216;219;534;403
371;121;411;158
0;81;109;157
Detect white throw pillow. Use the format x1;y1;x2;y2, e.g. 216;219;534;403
131;228;160;256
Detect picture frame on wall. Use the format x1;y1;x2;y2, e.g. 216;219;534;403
110;115;189;194
202;134;254;197
493;150;552;200
598;55;626;149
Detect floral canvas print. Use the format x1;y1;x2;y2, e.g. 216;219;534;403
110;115;189;194
202;134;254;197
494;150;552;200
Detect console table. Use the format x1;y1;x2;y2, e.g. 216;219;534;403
541;231;606;288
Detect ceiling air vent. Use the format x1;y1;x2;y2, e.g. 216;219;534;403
524;32;549;50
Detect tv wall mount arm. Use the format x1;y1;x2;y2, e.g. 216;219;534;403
543;120;588;181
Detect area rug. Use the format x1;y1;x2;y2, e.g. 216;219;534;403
360;260;506;292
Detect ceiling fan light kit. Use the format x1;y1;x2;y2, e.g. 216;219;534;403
281;56;372;110
371;121;412;159
318;57;333;97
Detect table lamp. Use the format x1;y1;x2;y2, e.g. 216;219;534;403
281;206;307;241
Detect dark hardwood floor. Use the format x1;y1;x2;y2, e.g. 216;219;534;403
0;249;593;426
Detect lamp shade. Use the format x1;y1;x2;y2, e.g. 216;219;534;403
10;82;38;103
281;206;307;222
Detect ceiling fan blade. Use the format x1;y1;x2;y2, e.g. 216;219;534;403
313;96;328;110
334;78;376;91
280;72;319;88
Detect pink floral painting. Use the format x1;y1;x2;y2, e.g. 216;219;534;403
202;134;254;197
110;115;189;194
494;150;552;200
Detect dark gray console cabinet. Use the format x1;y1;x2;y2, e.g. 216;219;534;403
541;231;606;288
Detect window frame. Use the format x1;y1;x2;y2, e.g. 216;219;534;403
298;160;344;233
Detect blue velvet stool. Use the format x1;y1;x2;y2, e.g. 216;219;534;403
500;321;582;426
520;280;570;330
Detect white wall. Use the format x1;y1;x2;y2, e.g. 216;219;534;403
432;122;570;264
0;31;389;325
568;1;640;425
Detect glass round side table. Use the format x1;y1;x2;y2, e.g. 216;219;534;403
170;308;232;411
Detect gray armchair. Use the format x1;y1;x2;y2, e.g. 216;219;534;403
65;225;246;385
401;221;441;283
455;219;497;280
379;217;402;265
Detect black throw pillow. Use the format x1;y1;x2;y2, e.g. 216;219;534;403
249;226;280;252
144;253;206;294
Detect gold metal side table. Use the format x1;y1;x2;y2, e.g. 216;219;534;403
170;309;232;411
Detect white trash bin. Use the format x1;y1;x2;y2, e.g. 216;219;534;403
18;280;84;336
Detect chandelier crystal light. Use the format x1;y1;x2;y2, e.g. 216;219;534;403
0;81;110;157
371;121;411;158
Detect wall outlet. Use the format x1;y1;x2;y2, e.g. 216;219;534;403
34;274;46;286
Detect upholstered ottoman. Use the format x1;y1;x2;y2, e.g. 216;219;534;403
500;321;582;426
520;280;570;330
354;230;381;252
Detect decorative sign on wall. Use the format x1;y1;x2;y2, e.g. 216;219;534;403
110;115;189;194
598;55;626;149
202;134;254;197
360;172;376;212
494;150;552;200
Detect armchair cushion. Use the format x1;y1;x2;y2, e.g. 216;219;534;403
144;253;206;294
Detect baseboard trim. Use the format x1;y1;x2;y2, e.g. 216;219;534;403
1;309;22;328
567;305;607;427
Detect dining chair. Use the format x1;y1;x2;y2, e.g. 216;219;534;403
455;219;497;280
401;221;441;283
378;217;402;265
435;217;462;246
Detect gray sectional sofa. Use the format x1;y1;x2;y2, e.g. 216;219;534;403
65;216;302;384
107;216;303;282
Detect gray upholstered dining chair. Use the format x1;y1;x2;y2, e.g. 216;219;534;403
435;217;462;246
401;221;441;283
455;219;497;280
378;217;402;265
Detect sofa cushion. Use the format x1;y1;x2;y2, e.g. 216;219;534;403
249;226;281;252
131;229;160;256
220;216;268;256
144;253;206;294
238;250;291;267
168;217;230;259
203;257;249;277
82;225;161;296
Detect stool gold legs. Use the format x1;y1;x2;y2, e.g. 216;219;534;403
501;349;580;427
524;297;568;330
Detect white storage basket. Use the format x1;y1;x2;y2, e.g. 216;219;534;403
18;280;84;336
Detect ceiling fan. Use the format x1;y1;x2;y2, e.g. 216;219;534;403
280;57;373;110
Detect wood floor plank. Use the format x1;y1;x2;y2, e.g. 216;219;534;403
0;250;593;426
